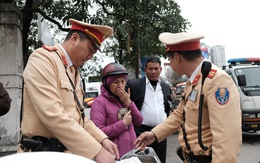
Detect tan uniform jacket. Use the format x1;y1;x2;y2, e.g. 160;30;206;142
0;82;12;116
152;64;242;163
21;45;107;159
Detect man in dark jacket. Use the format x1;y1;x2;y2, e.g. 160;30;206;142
127;56;174;163
0;82;12;116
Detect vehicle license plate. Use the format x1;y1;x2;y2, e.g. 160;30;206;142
251;124;258;128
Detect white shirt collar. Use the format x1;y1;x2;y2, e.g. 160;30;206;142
145;76;161;85
57;44;73;67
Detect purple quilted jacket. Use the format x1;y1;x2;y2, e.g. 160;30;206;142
90;85;143;157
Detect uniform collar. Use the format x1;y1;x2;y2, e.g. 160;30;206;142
57;44;73;67
189;59;207;84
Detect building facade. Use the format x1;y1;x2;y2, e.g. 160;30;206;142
210;45;226;68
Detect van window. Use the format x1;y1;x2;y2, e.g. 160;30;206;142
226;71;235;82
234;67;260;96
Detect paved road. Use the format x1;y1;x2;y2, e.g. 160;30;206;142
166;131;260;163
85;107;260;163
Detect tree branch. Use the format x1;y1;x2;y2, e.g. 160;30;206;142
21;8;70;32
95;0;115;16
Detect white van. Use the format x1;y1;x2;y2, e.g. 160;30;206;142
83;82;101;108
223;58;260;132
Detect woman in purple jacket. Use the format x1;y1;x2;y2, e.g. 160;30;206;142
90;63;143;158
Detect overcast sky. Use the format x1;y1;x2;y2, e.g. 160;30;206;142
174;0;260;61
99;1;260;69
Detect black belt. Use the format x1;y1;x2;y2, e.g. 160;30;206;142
177;147;212;163
183;153;211;163
20;135;67;152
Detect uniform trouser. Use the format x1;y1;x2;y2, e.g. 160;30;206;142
182;155;211;163
135;124;167;163
191;155;211;163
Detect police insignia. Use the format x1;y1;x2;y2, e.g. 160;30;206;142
215;87;229;105
42;45;57;51
61;55;68;66
192;75;200;85
207;69;217;79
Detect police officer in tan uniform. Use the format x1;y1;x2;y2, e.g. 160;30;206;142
19;18;119;163
0;82;12;116
134;32;242;163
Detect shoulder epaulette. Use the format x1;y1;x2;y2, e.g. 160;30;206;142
42;45;57;51
207;69;217;79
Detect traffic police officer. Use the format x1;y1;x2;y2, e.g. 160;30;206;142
0;82;12;116
134;32;242;163
19;18;119;163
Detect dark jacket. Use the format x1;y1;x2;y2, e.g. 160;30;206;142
126;77;174;117
0;82;12;116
